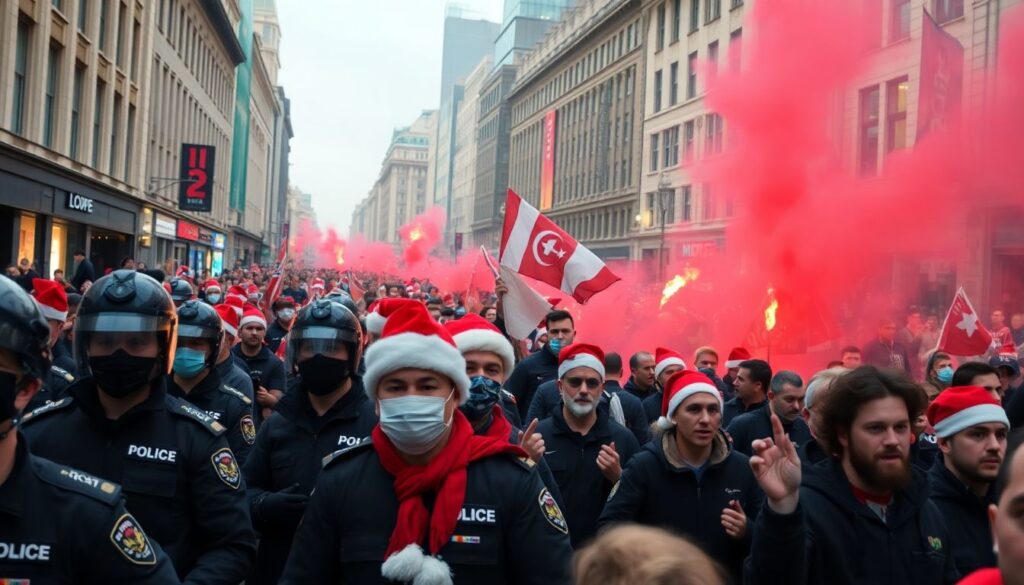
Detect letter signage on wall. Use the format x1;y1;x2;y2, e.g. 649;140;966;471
540;110;557;211
179;144;216;212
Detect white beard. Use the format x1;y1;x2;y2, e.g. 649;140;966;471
562;392;595;418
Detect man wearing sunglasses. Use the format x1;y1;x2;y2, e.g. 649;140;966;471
536;343;640;548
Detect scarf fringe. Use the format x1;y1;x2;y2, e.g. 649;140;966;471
381;544;453;585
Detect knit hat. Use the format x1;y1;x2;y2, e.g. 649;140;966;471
226;285;247;305
444;314;515;376
215;304;240;338
246;284;260;298
558;343;605;379
654;347;687;380
363;299;470;405
204;279;222;295
656;370;722;430
927;385;1009;438
725;347;751;369
239;305;267;330
31;278;68;321
366;300;387;336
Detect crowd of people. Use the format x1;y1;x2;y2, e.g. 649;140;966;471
1;262;1024;585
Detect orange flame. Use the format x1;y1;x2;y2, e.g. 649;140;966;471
408;226;424;242
335;246;345;267
764;288;779;332
660;268;701;308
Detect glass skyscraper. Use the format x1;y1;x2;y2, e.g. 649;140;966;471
494;0;576;68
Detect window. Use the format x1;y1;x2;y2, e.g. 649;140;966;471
650;133;660;172
44;44;61;148
12;19;31;136
646;192;656;226
53;0;63;11
934;0;963;23
672;0;681;42
92;80;105;168
125;104;135;179
99;0;109;52
705;113;723;155
116;2;127;66
687;52;698;99
683;120;695;162
890;0;910;42
131;19;141;78
670;62;679;105
654;69;663;112
731;0;744;7
729;28;743;72
690;0;700;32
886;77;909;152
706;0;721;23
707;41;719;88
656;3;666;50
110;94;121;173
78;0;89;32
859;85;881;176
664;126;680;167
70;65;84;160
681;185;692;221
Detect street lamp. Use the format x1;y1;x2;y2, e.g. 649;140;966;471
657;171;673;282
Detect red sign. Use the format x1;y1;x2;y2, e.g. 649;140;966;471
917;9;963;139
176;220;199;241
539;110;557;211
179;144;216;212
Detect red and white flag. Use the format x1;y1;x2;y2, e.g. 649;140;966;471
259;238;288;317
499;189;620;303
936;287;993;356
482;246;553;340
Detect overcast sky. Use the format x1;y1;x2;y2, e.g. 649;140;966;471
276;0;504;237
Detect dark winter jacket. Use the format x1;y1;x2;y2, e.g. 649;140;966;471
747;459;959;585
726;405;811;457
928;460;997;577
525;379;650;445
623;378;657;401
598;428;762;580
642;390;662;425
505;348;559;420
722;397;768;428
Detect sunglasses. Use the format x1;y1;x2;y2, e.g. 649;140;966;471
565;376;602;390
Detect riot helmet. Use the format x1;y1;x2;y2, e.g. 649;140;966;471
175;300;223;369
287;299;363;396
324;290;360;318
0;275;52;381
167;278;195;306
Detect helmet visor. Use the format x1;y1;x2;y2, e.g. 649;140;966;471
76;313;175;333
178;324;222;340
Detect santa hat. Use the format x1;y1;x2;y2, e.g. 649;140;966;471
927;385;1009;438
654;347;687;380
32;278;68;321
239;305;267;330
226;285;247;305
363;299;470;405
365;300;387;336
176;266;193;282
656;370;722;430
725;347;752;369
246;284;260;297
215;304;240;338
311;278;325;291
558;343;605;379
204;279;222;294
989;343;1021;377
444;315;515;375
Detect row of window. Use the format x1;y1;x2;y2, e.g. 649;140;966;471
649;113;723;172
69;0;142;78
556;205;636;243
859;76;909;177
652;30;740;114
644;183;731;227
655;0;737;52
157;0;234;118
512;16;643;126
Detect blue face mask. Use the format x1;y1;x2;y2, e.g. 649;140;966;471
173;347;208;378
936;366;954;384
547;338;563;357
378;392;454;455
459;376;502;421
206;294;221;305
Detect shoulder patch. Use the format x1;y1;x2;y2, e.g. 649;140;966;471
34;458;121;506
170;397;227;435
110;513;157;565
322;437;373;469
538;487;569;534
19;396;74;425
51;365;75;382
240;414;256;444
211;448;241;489
219;384;253;405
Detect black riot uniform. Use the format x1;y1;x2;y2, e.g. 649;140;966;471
168;300;256;464
0;273;179;583
243;298;376;585
18;270;255;585
279;439;574;584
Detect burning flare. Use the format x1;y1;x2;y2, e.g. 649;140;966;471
408;226;424;243
335;246;345;267
660;268;701;308
764;288;779;332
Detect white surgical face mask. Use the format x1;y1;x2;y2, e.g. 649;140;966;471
378;390;454;455
278;308;295;321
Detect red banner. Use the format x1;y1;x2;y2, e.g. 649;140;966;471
917;8;964;139
540;110;557;211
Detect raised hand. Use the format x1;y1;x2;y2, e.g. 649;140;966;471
749;413;802;514
596;441;621;483
518;418;545;462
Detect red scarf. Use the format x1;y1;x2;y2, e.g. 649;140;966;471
372;409;526;558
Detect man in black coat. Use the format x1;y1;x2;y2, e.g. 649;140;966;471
622;351;656;400
723;359;771;427
727;370;810;456
926;385;1009;577
505;310;575;421
599;369;761;580
69;250;95;292
746;366;958;585
640;347;688;424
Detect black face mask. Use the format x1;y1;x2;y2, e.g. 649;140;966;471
459;375;502;421
89;349;159;398
298;354;351;396
0;371;19;433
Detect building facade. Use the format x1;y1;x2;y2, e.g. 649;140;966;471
450;55;492;252
470;65;517;250
507;0;645;260
495;0;577;68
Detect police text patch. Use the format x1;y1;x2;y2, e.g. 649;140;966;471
457;506;497;525
211;448;241;489
110;514;156;565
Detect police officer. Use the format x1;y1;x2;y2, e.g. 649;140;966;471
167;277;194;307
19;269;256;585
168;300;256;465
242;298;376;585
0;274;180;583
280;300;572;584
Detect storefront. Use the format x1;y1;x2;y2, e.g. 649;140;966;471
211;232;226;276
231;227;263;269
1;148;139;279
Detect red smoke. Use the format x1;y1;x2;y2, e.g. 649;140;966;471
398;207;445;267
